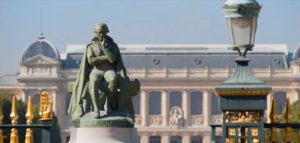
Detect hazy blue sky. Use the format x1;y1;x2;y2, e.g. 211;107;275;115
1;0;300;76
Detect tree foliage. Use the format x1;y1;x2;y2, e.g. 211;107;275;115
0;94;61;143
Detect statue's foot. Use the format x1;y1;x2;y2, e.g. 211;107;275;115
92;111;100;119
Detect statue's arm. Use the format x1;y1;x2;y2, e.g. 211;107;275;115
102;42;118;64
87;46;108;66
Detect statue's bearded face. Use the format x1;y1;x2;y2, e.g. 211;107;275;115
96;31;107;42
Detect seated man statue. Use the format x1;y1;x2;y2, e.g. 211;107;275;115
68;23;139;120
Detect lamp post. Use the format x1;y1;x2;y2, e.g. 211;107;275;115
215;0;271;143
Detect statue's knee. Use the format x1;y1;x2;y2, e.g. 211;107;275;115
105;71;117;83
89;74;102;84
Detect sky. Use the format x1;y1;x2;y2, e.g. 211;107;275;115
1;0;300;76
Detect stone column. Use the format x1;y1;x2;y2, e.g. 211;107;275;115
52;90;64;125
203;90;211;126
21;89;28;102
161;135;170;143
182;135;191;143
289;89;299;103
182;89;190;121
162;90;170;126
141;90;149;126
60;131;67;143
294;89;300;101
203;135;211;143
52;90;58;113
58;89;67;125
140;135;149;143
266;91;273;123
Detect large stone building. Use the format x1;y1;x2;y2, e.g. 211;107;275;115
0;33;299;143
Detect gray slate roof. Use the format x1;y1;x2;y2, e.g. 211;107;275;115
62;52;287;69
61;44;288;69
0;74;18;86
22;33;60;61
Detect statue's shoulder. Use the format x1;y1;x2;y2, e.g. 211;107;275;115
106;36;113;41
87;38;98;48
87;42;93;47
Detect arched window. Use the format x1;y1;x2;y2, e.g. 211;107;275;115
191;136;202;143
274;91;287;114
31;94;40;106
132;92;140;115
170;91;182;109
150;136;161;143
211;92;221;115
149;91;161;115
170;136;182;143
190;91;203;115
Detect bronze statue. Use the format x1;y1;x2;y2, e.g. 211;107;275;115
68;23;140;124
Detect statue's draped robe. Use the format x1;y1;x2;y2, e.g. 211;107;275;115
68;36;135;120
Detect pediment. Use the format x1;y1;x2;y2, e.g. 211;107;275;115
21;55;59;66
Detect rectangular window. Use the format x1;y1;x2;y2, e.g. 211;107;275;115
191;136;202;143
149;92;161;115
150;136;161;143
170;91;182;109
191;92;203;115
132;92;140;115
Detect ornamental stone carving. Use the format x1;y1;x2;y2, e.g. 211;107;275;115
169;106;184;129
191;115;204;126
134;116;142;126
212;115;223;124
150;116;162;126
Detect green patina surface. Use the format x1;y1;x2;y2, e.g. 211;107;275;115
67;23;140;127
219;96;266;110
223;0;261;18
215;58;271;94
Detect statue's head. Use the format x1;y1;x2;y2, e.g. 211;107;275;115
94;23;109;42
40;91;49;104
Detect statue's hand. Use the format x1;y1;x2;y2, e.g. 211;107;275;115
101;37;108;49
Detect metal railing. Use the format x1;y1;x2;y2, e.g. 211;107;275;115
0;91;53;143
210;96;300;143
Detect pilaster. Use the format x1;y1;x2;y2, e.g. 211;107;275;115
140;135;149;143
182;89;190;121
141;90;149;126
203;90;211;126
182;135;191;143
161;135;170;143
162;90;170;126
203;135;211;143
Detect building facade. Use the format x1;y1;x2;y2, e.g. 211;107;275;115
0;34;299;143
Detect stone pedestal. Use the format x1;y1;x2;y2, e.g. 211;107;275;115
69;127;139;143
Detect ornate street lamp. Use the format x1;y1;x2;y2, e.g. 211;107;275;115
223;0;261;57
214;0;271;143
